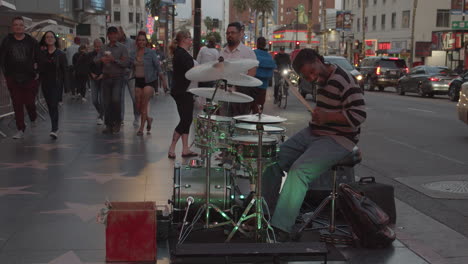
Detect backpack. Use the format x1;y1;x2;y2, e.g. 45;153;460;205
338;183;396;248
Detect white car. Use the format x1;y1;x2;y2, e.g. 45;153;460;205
457;83;468;125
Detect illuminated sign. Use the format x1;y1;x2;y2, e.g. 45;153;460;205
273;34;284;39
378;42;391;50
146;15;154;35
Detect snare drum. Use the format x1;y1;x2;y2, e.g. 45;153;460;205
230;135;278;159
195;114;233;149
172;165;233;223
234;123;285;142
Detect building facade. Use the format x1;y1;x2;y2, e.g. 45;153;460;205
0;0;109;48
345;0;461;68
110;0;147;39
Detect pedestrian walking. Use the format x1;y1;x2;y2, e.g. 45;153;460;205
89;38;104;125
94;26;130;134
65;36;80;98
130;31;167;136
117;26;139;127
38;31;67;139
252;37;276;113
167;30;198;159
73;44;91;102
196;36;219;87
0;16;42;139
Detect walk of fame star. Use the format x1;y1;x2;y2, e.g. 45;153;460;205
0;160;62;170
41;251;104;264
40;202;103;222
89;152;142;160
0;185;39;197
65;171;137;184
25;144;73;151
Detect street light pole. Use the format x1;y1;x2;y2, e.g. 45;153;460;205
361;0;366;59
193;0;201;58
409;0;417;67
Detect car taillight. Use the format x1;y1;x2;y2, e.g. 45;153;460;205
376;66;381;75
429;77;440;82
404;67;409;74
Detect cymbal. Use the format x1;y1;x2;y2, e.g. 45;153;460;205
235;123;285;133
185;59;259;82
233;114;287;124
225;74;262;87
189;88;253;103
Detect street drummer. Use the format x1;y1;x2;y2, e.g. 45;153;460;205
263;49;367;241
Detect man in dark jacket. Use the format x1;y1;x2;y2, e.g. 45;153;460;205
0;16;42;139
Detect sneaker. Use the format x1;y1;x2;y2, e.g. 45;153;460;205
102;126;112;134
30;120;37;127
12;130;24;139
97;118;104;125
270;227;291;243
121;121;124;126
112;124;121;134
81;97;87;103
133;118;139;128
49;131;58;140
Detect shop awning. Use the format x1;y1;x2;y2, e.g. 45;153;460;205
0;0;16;12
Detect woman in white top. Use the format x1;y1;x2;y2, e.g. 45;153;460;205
196;36;219;87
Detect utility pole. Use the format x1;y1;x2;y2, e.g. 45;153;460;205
193;0;201;58
322;0;327;54
409;0;417;67
361;0;366;58
307;0;313;45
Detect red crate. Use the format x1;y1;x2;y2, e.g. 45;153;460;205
105;201;157;262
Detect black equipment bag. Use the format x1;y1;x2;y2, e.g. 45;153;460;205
338;183;396;248
347;176;396;224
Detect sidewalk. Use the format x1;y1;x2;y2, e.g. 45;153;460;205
0;91;460;263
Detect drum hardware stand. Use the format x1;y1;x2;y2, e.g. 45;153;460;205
187;79;237;230
226;106;275;243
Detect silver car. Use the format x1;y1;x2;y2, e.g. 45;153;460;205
397;66;458;97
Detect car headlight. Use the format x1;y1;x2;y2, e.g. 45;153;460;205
356;74;363;81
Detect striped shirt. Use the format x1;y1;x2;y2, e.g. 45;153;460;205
310;65;366;150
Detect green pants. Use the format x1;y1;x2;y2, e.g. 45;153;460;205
263;127;350;233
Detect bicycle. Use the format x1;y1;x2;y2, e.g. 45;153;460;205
276;69;290;109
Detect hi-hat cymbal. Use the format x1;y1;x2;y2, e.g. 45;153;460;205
225;74;262;87
185;59;259;82
188;88;253;103
233;114;287;124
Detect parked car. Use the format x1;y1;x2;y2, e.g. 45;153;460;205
448;72;468;101
457;82;468;125
397;66;459;97
299;56;363;101
359;56;408;91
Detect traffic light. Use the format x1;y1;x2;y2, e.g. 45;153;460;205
295;41;300;50
268;41;272;51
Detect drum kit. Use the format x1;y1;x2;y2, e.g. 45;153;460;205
172;57;289;243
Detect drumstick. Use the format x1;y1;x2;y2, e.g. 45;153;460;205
283;78;315;113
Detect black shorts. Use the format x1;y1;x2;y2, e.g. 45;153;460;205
135;77;156;89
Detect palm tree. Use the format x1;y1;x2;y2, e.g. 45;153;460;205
232;0;275;38
250;0;275;37
146;0;162;17
232;0;249;22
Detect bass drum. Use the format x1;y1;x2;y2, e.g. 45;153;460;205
172;165;233;223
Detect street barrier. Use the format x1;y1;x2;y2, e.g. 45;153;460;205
0;72;13;137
